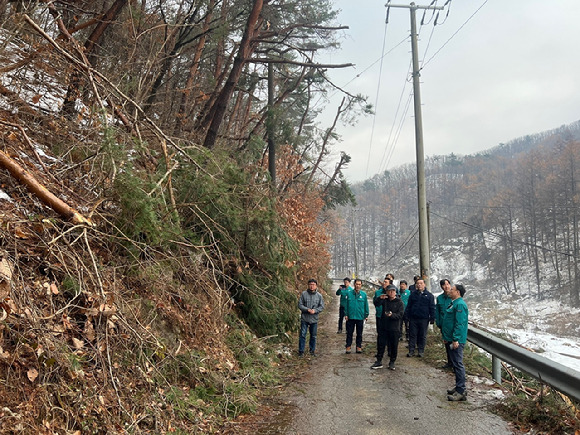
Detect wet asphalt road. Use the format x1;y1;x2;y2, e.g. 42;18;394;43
273;282;514;435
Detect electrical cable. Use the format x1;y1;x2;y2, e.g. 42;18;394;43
376;63;412;174
421;0;488;70
365;9;391;178
381;223;420;267
429;209;576;258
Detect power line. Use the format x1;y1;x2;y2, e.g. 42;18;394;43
430;210;576;258
421;0;488;70
381;223;420;267
325;36;409;101
365;9;391;178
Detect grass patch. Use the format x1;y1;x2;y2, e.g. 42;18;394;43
493;389;580;434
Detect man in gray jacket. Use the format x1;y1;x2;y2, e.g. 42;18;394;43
298;279;325;356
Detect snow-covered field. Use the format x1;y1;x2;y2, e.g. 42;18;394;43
469;296;580;373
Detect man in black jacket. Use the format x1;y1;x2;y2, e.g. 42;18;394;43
404;279;435;357
371;285;404;370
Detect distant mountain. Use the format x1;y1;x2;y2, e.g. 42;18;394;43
331;120;580;308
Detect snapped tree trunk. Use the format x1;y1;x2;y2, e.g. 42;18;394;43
0;150;93;226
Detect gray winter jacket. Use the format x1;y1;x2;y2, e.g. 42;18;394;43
298;290;324;323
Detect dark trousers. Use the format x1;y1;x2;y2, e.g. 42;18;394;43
408;318;429;354
376;329;400;362
345;319;364;348
338;305;345;331
375;316;382;356
448;342;466;394
445;336;452;364
401;318;409;340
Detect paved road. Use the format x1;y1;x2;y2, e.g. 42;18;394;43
223;281;515;434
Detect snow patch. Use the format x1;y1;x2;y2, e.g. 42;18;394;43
0;190;12;202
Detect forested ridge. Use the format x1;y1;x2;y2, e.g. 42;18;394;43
0;1;361;432
332;121;580;307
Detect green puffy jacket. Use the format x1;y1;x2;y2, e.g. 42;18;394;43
373;287;385;318
336;285;353;308
436;293;452;328
442;297;468;343
345;290;369;320
400;289;410;309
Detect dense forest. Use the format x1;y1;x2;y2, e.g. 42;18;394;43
0;1;362;432
331;121;580;307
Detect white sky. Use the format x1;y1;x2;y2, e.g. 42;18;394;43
320;0;580;182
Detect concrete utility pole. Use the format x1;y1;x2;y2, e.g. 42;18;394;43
387;2;443;289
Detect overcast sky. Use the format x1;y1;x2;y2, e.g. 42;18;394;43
319;0;580;182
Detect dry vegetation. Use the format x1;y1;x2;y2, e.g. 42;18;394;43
0;1;357;432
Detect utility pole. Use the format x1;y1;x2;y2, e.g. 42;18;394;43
387;2;443;289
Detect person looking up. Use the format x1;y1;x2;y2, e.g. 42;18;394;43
404;279;435;357
399;280;411;341
443;284;469;401
436;279;453;369
372;285;404;370
336;277;352;333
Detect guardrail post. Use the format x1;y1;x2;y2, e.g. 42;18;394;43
492;355;502;384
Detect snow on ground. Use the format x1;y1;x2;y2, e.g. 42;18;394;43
469;294;580;373
490;328;580;373
0;190;12;202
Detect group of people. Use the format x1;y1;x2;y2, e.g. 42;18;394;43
297;275;469;402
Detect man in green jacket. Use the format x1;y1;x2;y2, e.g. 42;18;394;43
344;279;369;354
436;279;453;369
442;284;468;401
336;277;352;333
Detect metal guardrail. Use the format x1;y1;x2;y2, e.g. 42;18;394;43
333;278;580;402
468;325;580;402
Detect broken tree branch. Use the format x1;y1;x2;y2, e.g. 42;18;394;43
0;149;93;226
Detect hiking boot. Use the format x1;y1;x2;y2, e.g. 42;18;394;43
447;391;467;401
440;363;453;370
337;329;342;334
371;361;383;369
388;361;396;370
309;351;316;357
406;352;414;357
447;387;467;396
298;352;304;357
345;347;352;354
417;352;424;357
356;347;362;354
